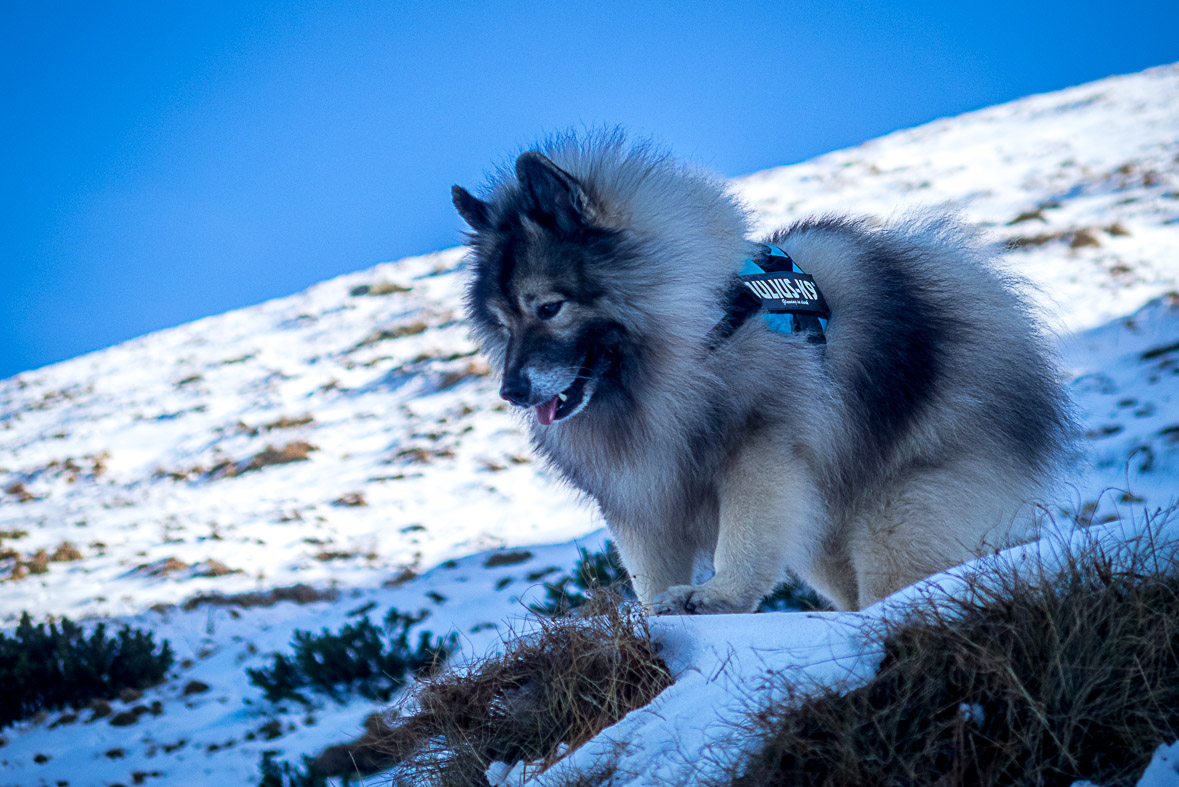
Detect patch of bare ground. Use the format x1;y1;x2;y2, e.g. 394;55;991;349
332;492;367;507
1006;226;1114;250
437;360;491;390
50;542;83;562
232;414;315;437
351;281;412;296
311;594;671;785
164;441;319;480
193;560;238;577
138;557;189;577
484;550;534;568
392;446;456;464
4;482;36;502
179;583;337;612
234;442;317;475
728;511;1179;787
356;321;430;349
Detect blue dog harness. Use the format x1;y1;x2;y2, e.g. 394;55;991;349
739;244;829;336
710;243;830;347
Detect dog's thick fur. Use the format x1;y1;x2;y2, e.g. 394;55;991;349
453;132;1074;613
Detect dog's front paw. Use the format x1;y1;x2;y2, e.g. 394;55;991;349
650;583;750;615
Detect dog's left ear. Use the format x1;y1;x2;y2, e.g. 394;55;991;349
516;151;595;233
452;185;493;232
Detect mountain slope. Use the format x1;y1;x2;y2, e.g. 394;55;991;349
0;63;1176;786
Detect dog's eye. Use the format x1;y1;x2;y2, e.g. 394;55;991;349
537;300;565;320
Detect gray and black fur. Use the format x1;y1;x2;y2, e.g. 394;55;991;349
453;131;1075;613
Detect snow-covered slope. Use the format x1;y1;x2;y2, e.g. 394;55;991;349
1;63;1177;786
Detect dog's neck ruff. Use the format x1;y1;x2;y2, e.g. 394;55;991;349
711;244;830;346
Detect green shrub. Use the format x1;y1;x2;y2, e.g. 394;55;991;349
530;542;633;616
0;612;173;729
756;579;828;612
248;609;455;704
531;542;826;615
257;751;326;787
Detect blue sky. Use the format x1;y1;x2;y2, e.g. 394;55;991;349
3;1;1177;379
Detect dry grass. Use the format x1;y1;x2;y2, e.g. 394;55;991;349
732;519;1179;787
1006;226;1108;250
351;281;412;296
312;594;672;785
357;321;430;348
239;442;317;473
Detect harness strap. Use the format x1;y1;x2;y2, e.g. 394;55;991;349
709;244;829;348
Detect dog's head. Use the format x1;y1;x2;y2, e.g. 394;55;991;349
453;152;631;426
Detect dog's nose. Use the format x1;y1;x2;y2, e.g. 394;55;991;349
499;378;532;407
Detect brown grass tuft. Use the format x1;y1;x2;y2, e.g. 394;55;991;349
357;321;430;348
239;441;317;473
314;594;672;785
732;521;1179;787
50;542;84;562
26;550;49;575
4;482;35;502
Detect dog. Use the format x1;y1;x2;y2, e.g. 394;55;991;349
452;131;1074;613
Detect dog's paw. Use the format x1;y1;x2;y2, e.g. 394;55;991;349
650;583;750;615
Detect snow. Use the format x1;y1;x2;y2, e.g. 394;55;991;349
1;62;1177;786
1137;740;1179;787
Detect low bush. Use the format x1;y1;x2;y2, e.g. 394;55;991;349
734;529;1179;786
315;597;673;785
247;609;454;704
0;613;173;729
257;751;326;787
530;542;633;616
756;579;828;613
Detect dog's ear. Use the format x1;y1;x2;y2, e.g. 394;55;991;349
452;185;492;232
515;151;595;233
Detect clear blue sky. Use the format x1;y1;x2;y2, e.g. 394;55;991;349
3;1;1177;379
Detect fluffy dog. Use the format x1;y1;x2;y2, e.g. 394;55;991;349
452;132;1073;613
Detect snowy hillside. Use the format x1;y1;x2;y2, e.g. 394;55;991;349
1;63;1177;786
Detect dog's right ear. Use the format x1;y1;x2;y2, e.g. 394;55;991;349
515;151;595;234
452;185;492;232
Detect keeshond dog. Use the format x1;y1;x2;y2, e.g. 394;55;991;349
452;132;1073;613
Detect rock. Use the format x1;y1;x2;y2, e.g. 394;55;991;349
182;680;210;696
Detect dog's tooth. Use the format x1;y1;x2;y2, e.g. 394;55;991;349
558;393;568;402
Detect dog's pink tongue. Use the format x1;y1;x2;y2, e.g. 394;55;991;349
535;396;560;426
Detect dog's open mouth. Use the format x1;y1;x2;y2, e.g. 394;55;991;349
535;347;599;426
